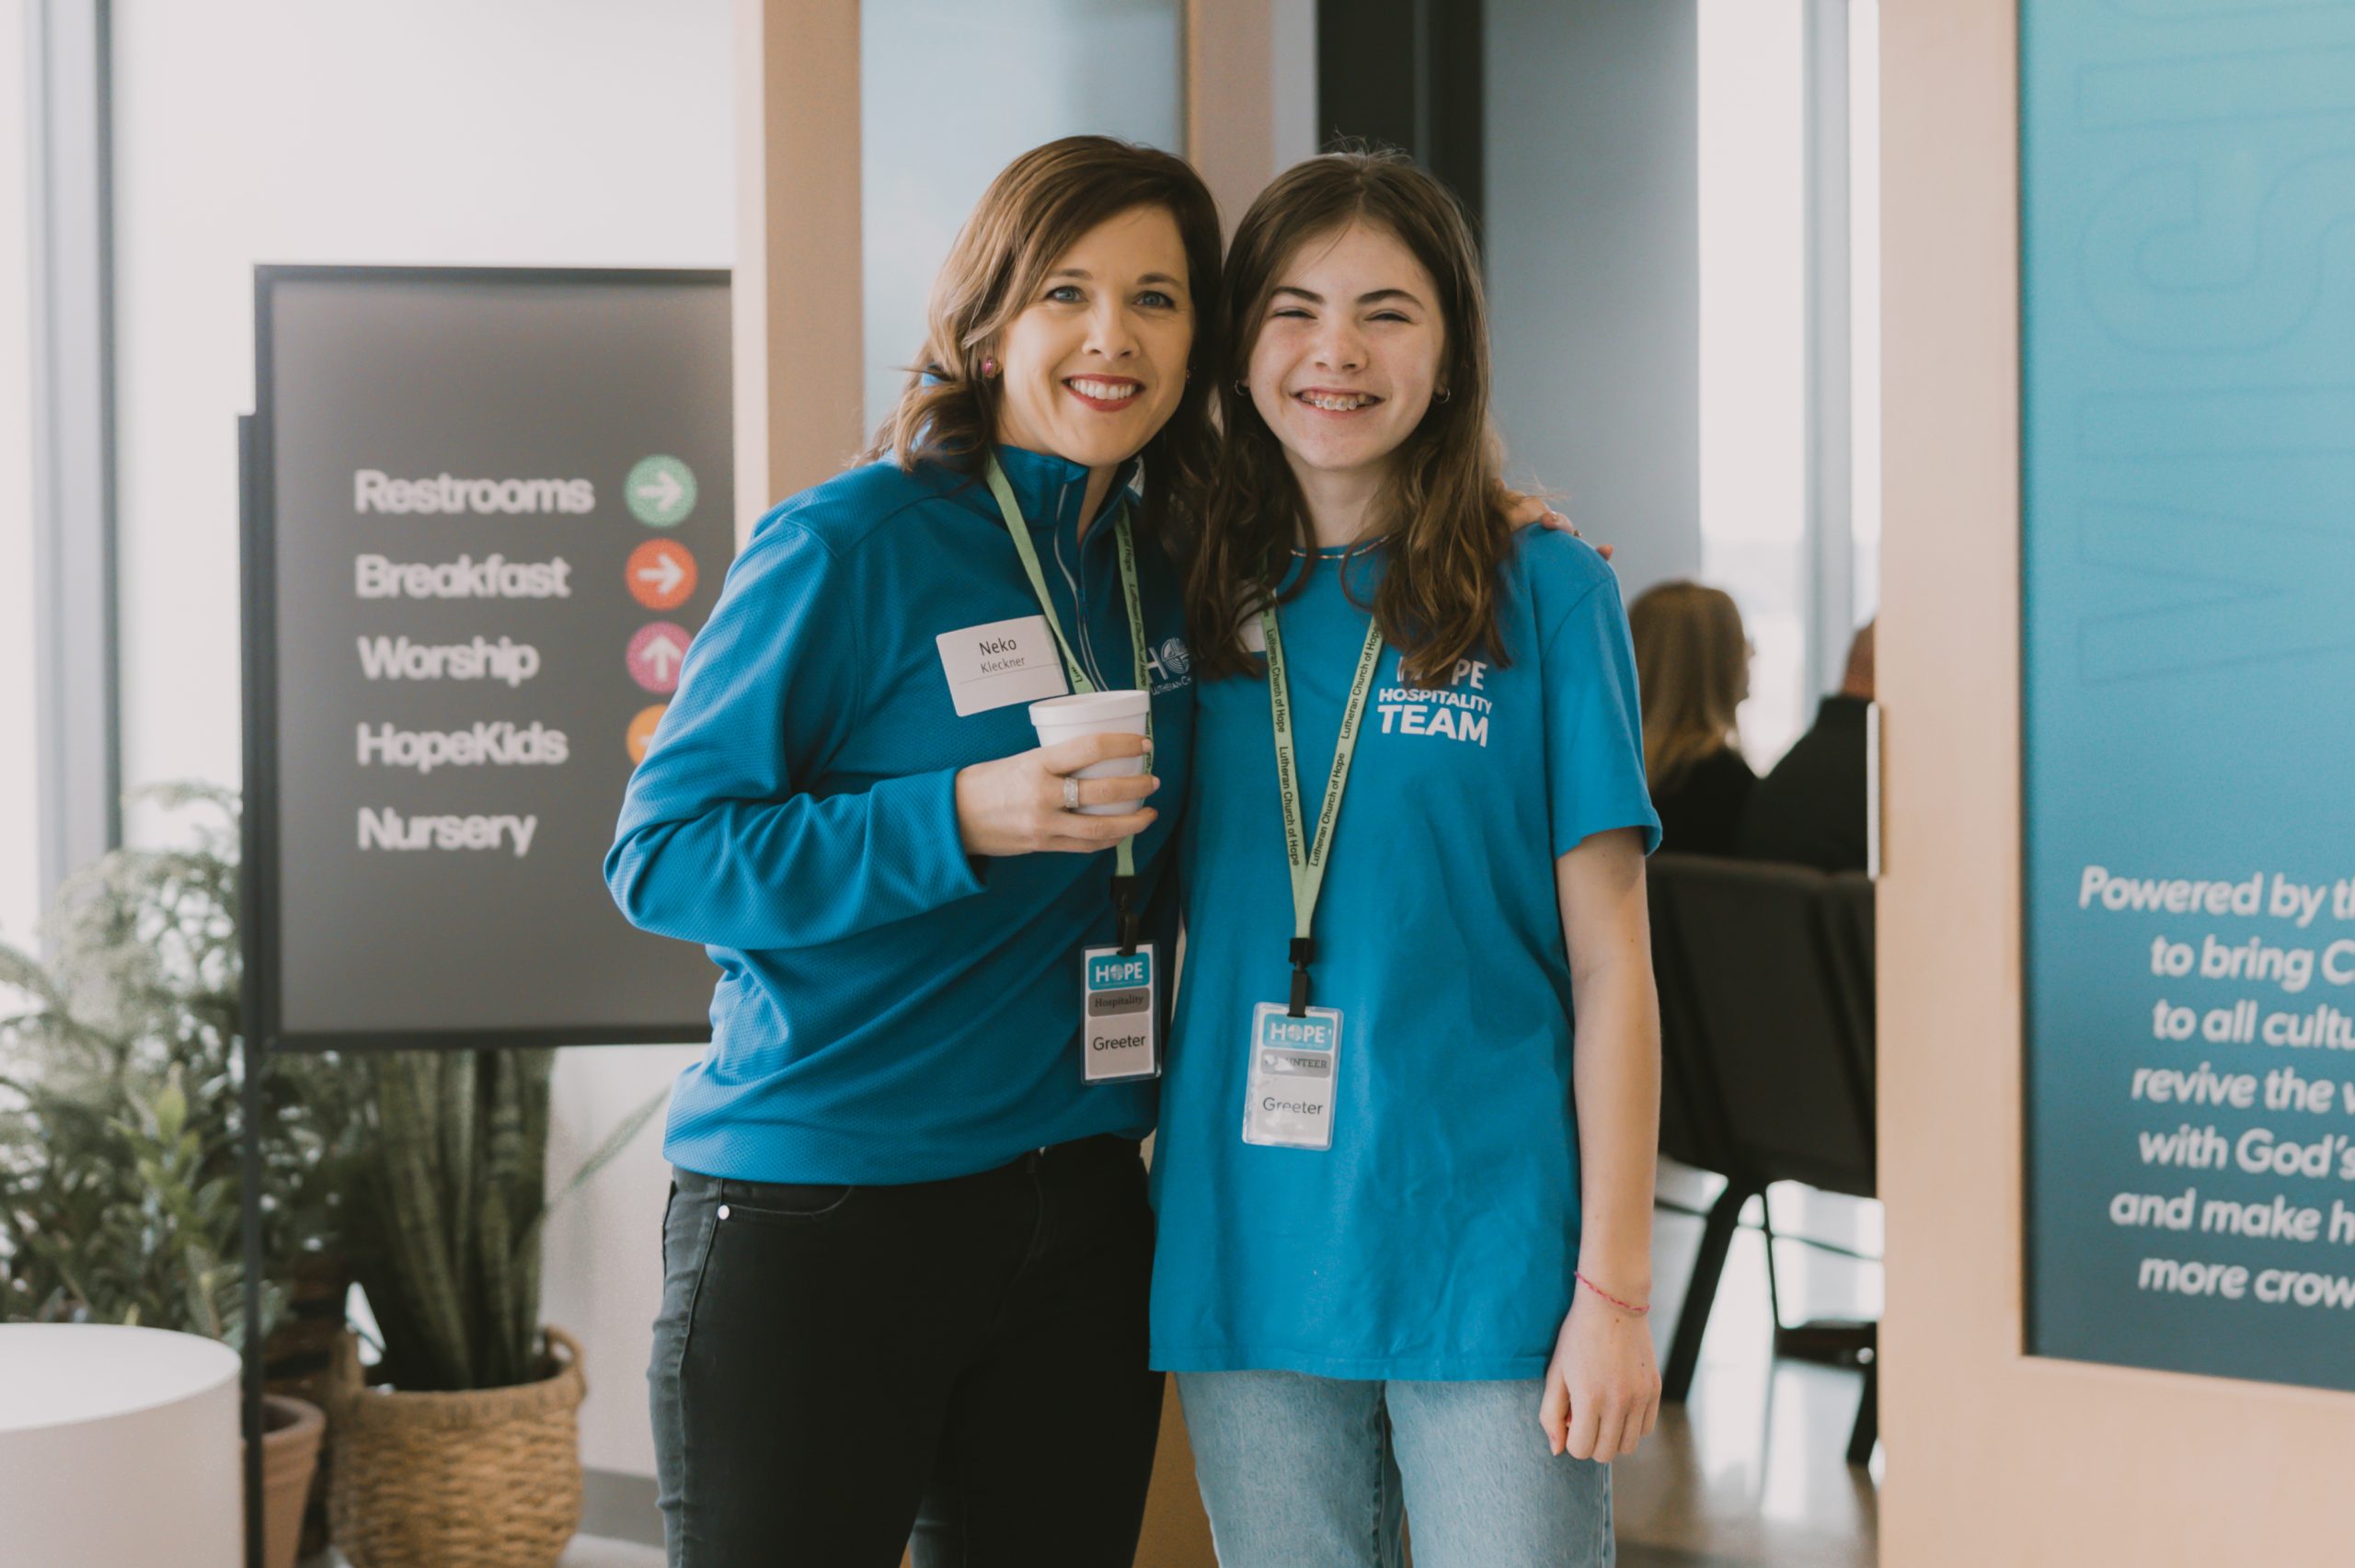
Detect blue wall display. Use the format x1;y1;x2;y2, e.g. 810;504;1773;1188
2023;0;2355;1389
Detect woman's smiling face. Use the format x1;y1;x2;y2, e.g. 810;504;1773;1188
993;205;1195;475
1245;220;1445;489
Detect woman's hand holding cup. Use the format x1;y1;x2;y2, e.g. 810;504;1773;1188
954;731;1158;856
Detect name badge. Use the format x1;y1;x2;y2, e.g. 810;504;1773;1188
936;614;1071;716
1242;1002;1342;1150
1082;944;1159;1083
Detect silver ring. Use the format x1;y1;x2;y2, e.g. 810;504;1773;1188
1062;776;1081;812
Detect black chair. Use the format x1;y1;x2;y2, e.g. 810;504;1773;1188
1650;866;1736;1181
1647;853;1878;1464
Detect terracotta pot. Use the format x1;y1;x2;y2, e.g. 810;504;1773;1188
262;1255;352;1557
245;1393;327;1568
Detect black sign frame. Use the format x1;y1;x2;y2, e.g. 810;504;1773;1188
242;263;729;1057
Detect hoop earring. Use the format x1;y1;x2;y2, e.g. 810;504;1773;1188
1232;380;1249;397
1435;386;1453;404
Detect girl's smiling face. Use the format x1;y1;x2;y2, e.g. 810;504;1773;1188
993;205;1195;475
1245;220;1446;491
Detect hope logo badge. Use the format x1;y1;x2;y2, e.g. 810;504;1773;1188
1088;952;1151;992
1244;1003;1342;1151
1082;944;1158;1084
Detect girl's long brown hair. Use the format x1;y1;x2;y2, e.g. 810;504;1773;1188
1187;148;1517;687
1627;580;1748;789
864;135;1224;555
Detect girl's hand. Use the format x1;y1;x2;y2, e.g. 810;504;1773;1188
954;732;1159;856
1502;493;1614;562
1538;1281;1661;1461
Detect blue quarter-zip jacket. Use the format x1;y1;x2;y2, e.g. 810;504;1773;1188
606;446;1195;1184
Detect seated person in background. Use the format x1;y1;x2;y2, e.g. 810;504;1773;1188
1740;620;1875;873
1629;580;1754;855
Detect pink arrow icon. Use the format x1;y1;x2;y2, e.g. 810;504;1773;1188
627;621;692;693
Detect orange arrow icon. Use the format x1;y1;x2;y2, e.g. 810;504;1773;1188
627;539;697;611
627;704;668;763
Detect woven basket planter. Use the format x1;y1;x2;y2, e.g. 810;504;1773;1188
323;1326;586;1568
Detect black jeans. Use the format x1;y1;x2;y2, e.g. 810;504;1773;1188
649;1136;1164;1567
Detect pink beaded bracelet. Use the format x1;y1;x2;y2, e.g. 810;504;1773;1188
1576;1270;1651;1316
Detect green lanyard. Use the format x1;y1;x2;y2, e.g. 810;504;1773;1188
983;456;1153;949
1261;601;1384;1016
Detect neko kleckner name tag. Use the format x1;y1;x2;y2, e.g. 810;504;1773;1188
1082;944;1159;1083
936;614;1069;716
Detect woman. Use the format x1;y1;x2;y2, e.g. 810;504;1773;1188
1150;150;1664;1568
1628;579;1753;855
607;136;1218;1567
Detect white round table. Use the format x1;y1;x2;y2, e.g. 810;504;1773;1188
0;1322;243;1566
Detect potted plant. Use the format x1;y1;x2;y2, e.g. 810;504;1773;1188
0;784;663;1568
0;784;343;1568
324;1047;660;1568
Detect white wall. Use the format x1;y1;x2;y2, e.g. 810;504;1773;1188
112;0;734;811
0;0;40;947
110;0;732;1477
540;1045;697;1477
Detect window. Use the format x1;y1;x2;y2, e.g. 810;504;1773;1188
1698;0;1878;766
1;2;40;943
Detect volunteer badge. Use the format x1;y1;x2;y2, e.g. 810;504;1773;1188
1244;1003;1341;1150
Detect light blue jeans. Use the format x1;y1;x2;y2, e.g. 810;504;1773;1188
1176;1370;1614;1568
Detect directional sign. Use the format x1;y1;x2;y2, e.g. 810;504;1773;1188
627;454;697;527
627;621;691;693
247;267;733;1047
627;539;698;611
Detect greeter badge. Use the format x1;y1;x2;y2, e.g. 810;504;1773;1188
1083;945;1159;1083
1242;600;1383;1150
984;458;1160;1084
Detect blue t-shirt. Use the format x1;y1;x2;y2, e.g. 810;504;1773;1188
1148;527;1657;1379
606;446;1194;1185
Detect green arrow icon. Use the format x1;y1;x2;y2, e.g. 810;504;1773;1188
627;455;697;527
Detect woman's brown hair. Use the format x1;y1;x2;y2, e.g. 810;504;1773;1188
864;135;1223;554
1626;580;1748;790
1186;148;1517;687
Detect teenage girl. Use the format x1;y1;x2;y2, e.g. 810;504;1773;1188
1151;149;1665;1568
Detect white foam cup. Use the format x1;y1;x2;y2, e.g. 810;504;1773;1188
1029;690;1152;816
